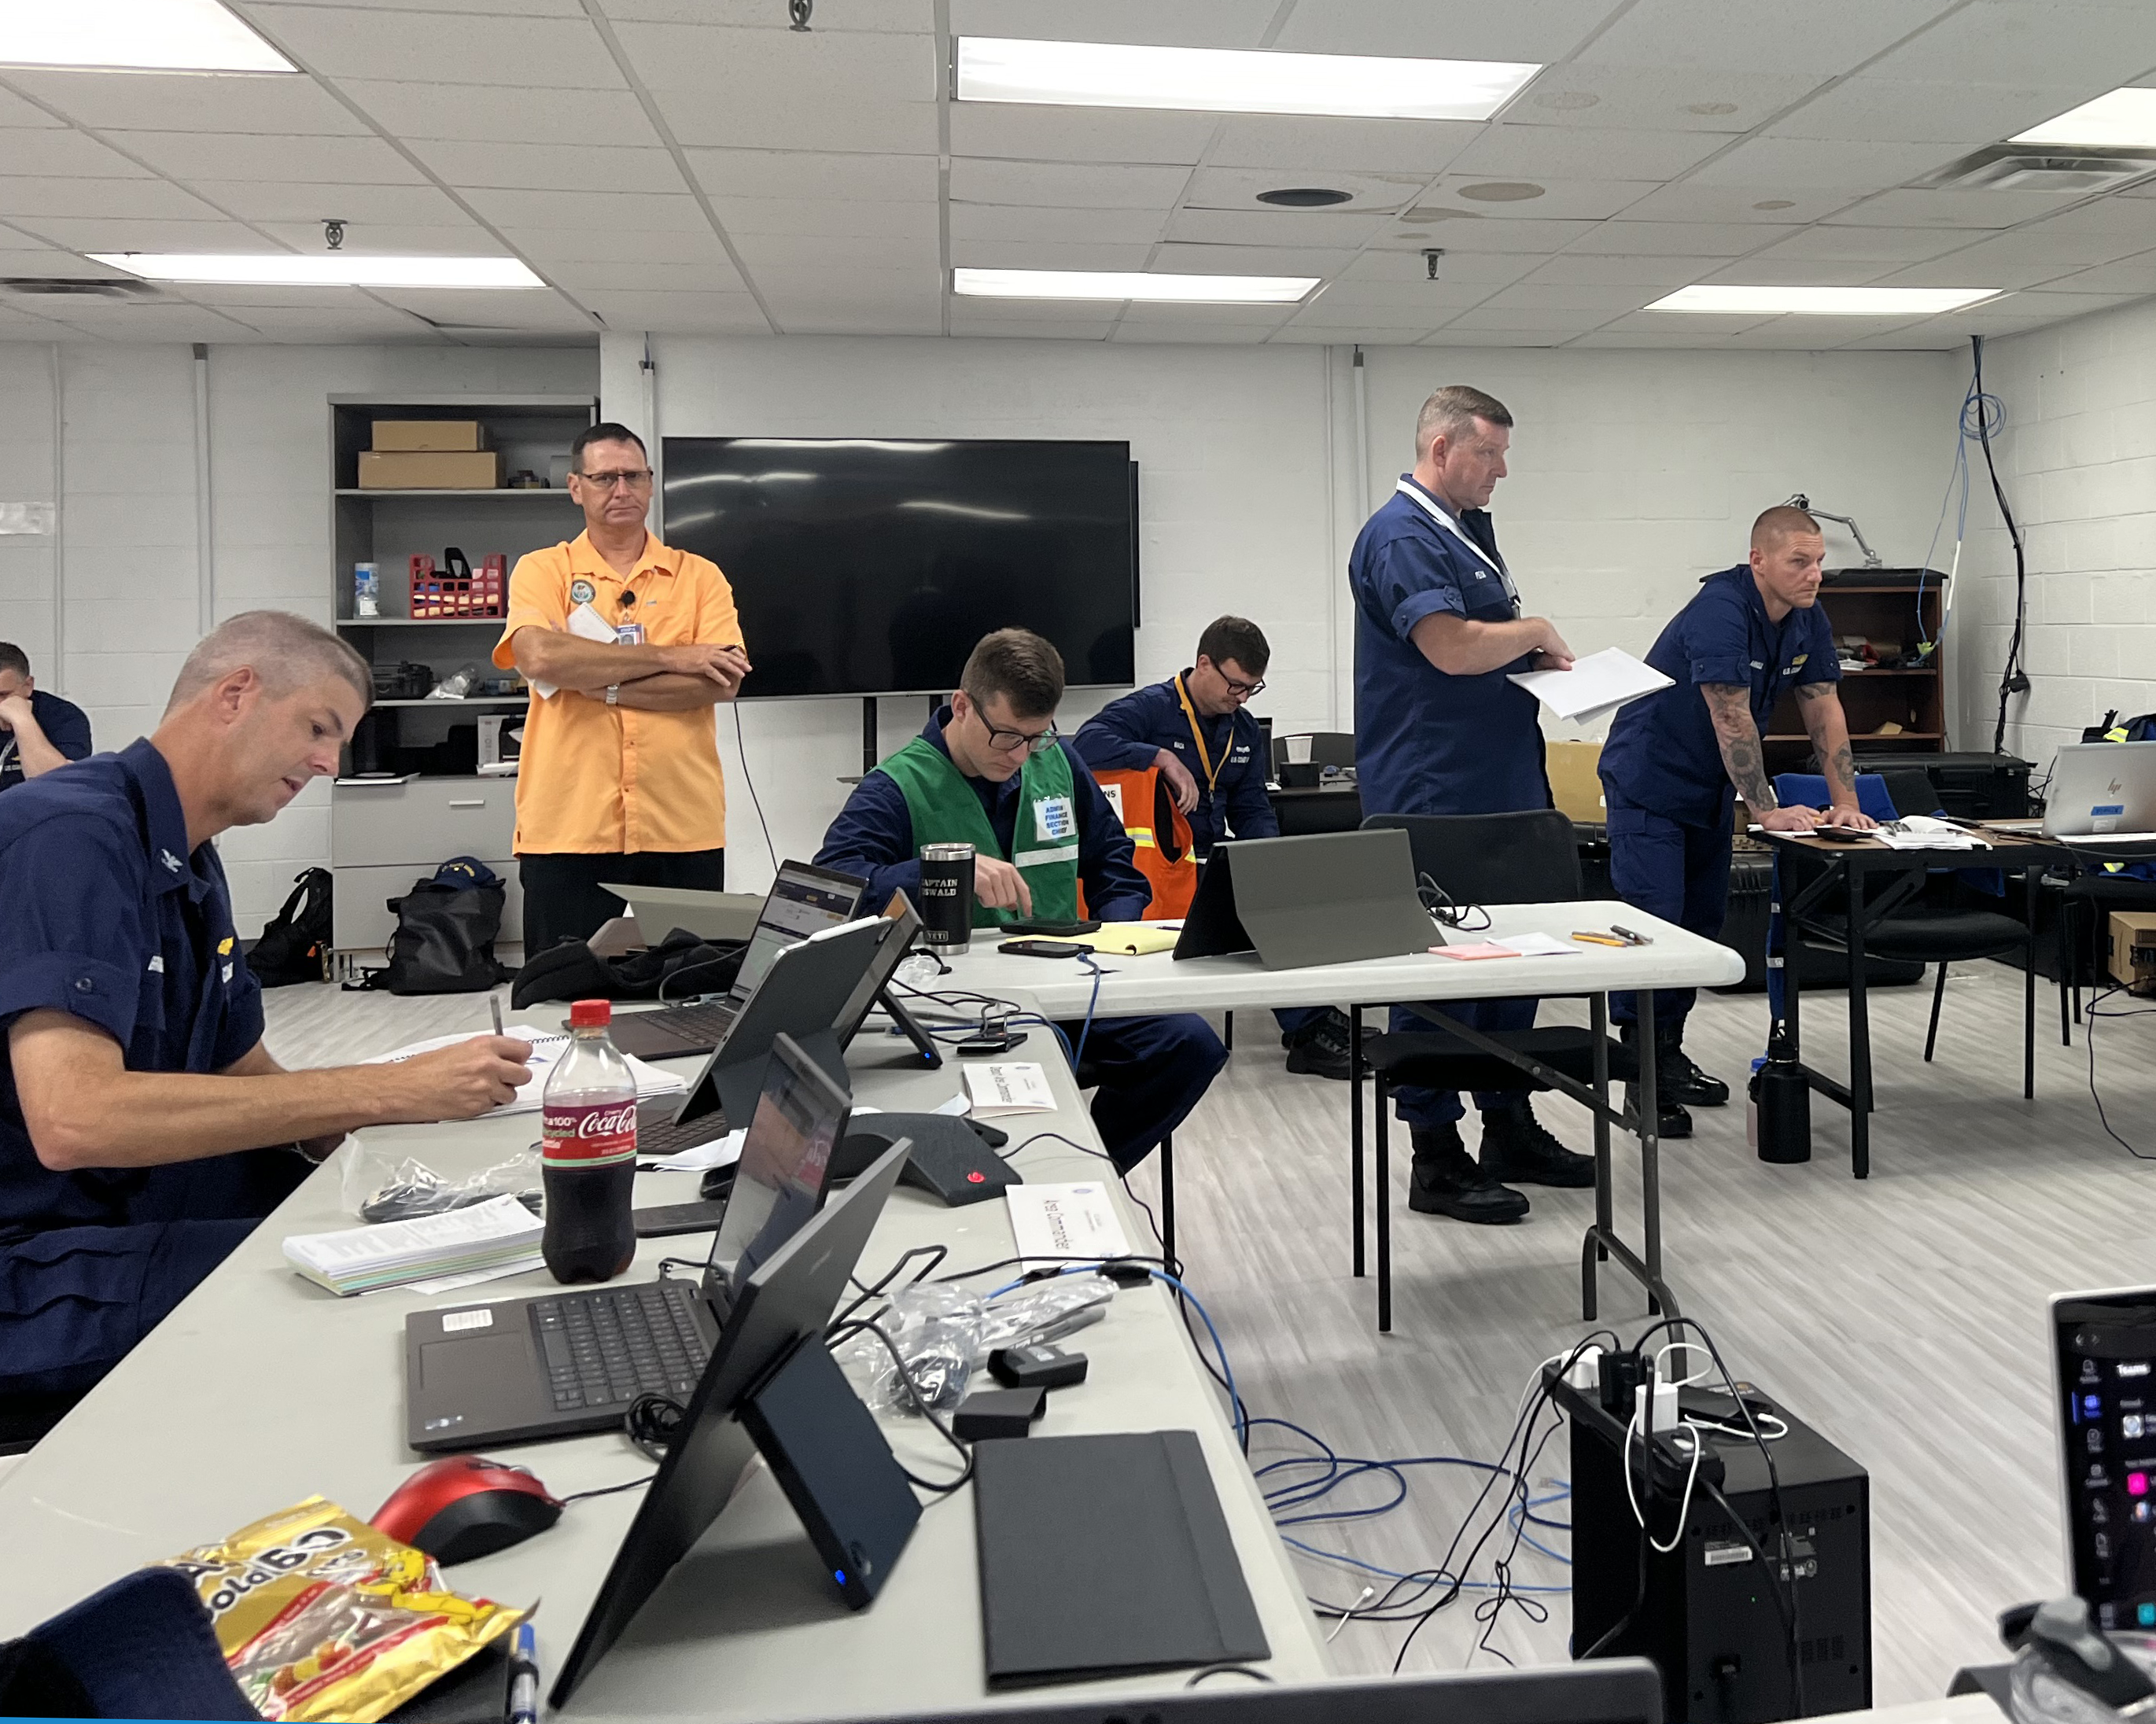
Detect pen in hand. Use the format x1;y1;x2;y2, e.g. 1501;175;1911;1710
490;995;505;1038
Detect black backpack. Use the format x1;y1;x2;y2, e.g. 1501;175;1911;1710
355;857;512;995
245;868;333;987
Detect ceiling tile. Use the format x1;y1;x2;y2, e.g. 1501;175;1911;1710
8;216;268;251
1768;78;2105;146
503;223;728;262
0;84;68;127
1869;252;2094;290
1869;0;2156;88
1568;220;1794;256
30;302;264;340
336;80;658;144
1700;256;1900;285
186;180;470;225
611;23;938;99
254;220;511;253
1825;188;2088;230
1524;252;1729;286
950;240;1156;269
176;304;429;340
1303;278;1497;311
248;6;621;83
1417;179;1660;221
1116;299;1293;322
1151;241;1363;275
410;142;685;193
0;248;132;278
1590;308;1772;334
1478;282;1660;312
687;149;938;204
949;203;1167;244
954;315;1113;339
0;178;225;220
1340;248;1540;285
1202;116;1482;176
952;159;1192;210
2025;197;2156;236
1181;165;1421;211
1447;124;1725;182
945;0;1281;49
949;103;1220;167
1270;0;1619;61
753;265;943;302
2029;254;2156;294
1377;216;1597;252
249;0;588;13
1162;207;1391;247
601;0;932;24
1575;0;1960;76
1498;66;1830;133
370;286;596;328
1690;136;1961;192
0;130;151;178
1752;224;1989;263
0;68;367;133
1414;327;1576;344
713;197;945;239
733;231;942;270
463;188;706;230
1119;322;1279;341
1439;305;1611;332
105;131;425;185
577;289;770;332
1612;184;1866;224
656;89;938;153
545;259;747;292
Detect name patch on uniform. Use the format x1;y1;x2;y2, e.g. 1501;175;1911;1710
147;956;164;973
1099;781;1126;821
570;578;596;605
1034;796;1077;843
222;963;234;983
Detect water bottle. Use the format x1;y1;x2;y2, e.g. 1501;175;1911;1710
1750;1019;1811;1165
540;1000;639;1284
354;561;380;618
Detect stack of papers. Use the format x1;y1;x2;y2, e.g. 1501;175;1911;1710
1435;934;1586;961
284;1194;543;1296
1006;1184;1132;1262
1875;816;1991;851
964;1063;1058;1117
367;1024;687;1118
1508;647;1673;727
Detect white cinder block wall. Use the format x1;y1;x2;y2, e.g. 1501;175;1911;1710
1949;301;2156;768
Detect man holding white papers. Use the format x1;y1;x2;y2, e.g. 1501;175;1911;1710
0;613;533;1402
1598;505;1874;1135
1349;384;1593;1225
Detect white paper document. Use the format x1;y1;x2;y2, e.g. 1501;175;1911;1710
285;1194;543;1296
964;1062;1058;1117
1508;647;1673;726
1494;933;1584;958
1005;1183;1133;1264
641;1127;746;1173
367;1024;687;1118
1875;815;1991;851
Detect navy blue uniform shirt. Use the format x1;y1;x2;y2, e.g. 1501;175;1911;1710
1599;565;1841;827
0;690;93;792
0;739;267;1240
1072;674;1276;857
1351;477;1549;818
816;709;1153;920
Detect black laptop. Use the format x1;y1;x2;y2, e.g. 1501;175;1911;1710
610;860;867;1061
403;1032;852;1451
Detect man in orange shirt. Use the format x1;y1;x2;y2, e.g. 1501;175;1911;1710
494;422;752;956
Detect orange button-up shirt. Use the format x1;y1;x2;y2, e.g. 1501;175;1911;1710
492;531;744;856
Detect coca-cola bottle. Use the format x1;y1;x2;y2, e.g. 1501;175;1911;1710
540;999;639;1284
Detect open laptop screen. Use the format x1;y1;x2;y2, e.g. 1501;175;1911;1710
709;1033;850;1299
732;861;867;1002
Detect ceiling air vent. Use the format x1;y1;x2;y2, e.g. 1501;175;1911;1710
1922;146;2156;194
0;277;162;300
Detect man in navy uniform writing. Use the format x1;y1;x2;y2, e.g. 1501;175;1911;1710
0;611;533;1405
1598;504;1874;1133
1074;615;1354;1080
819;628;1225;1173
1350;384;1591;1225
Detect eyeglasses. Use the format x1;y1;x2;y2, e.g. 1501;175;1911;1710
1220;673;1266;699
980;717;1060;756
575;469;654;491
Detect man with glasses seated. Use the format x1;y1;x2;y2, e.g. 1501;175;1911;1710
816;628;1225;1173
496;422;752;957
1074;616;1354;1081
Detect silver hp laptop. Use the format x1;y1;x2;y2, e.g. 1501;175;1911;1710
404;1031;851;1451
2048;1286;2156;1629
2043;742;2156;840
610;859;867;1060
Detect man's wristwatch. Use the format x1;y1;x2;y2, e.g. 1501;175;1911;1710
605;683;621;706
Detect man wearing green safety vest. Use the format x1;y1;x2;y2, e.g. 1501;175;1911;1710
816;628;1226;1172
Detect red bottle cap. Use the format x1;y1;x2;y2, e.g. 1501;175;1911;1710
569;999;612;1028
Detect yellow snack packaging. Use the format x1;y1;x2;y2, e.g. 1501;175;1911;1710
161;1497;524;1723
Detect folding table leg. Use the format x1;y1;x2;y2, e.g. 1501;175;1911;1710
1159;1133;1175;1269
1350;1008;1365;1280
1638;991;1664;1317
1376;1074;1391;1335
2025;865;2039;1099
1847;865;1872;1181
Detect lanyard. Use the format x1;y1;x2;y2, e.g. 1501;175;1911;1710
1174;674;1226;797
1393;478;1520;611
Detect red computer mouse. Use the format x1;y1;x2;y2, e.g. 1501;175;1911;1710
371;1456;562;1565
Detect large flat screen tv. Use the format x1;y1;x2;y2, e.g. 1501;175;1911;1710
660;437;1137;698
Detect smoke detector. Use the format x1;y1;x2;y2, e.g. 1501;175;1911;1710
1922;146;2156;194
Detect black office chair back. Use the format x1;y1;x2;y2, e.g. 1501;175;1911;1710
1361;810;1582;908
1878;767;1944;819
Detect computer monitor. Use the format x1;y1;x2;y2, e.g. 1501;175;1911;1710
703;1032;850;1310
808;1661;1664;1724
2051;1285;2156;1628
550;1135;916;1707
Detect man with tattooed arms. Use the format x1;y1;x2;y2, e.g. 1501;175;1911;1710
1597;504;1875;1136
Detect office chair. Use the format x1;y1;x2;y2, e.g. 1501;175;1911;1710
1351;810;1638;1332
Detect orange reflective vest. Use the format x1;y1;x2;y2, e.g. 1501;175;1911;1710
1087;765;1199;920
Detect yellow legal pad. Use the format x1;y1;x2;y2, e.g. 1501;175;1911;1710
1032;925;1181;956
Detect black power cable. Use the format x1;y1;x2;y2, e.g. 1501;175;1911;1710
1971;335;2031;753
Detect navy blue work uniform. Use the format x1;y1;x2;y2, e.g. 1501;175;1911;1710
1598;565;1840;1026
0;690;92;793
1351;476;1550;1127
0;740;310;1397
818;709;1226;1173
1074;676;1322;1037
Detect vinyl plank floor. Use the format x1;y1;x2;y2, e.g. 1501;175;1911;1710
255;963;2156;1703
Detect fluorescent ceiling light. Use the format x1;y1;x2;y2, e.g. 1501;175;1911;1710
0;0;294;72
955;36;1539;121
954;267;1318;304
1645;285;2001;316
90;253;547;289
2010;87;2156;148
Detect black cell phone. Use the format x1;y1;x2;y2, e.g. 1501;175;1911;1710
632;1199;730;1238
997;939;1089;959
1004;918;1102;937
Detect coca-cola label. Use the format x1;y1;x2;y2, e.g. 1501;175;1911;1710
541;1098;639;1166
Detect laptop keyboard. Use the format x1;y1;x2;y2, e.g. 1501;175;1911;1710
532;1281;712;1411
637;1103;728;1159
647;1000;739;1044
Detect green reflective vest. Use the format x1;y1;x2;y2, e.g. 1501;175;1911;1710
875;735;1080;926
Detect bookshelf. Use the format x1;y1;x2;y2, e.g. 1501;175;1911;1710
1761;576;1947;770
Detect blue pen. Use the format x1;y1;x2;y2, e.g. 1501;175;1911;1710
508;1622;539;1724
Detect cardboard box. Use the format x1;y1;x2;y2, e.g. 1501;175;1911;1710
370;418;488;452
356;450;502;490
2108;910;2156;993
1546;739;1606;826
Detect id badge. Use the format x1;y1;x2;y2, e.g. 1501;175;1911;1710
1034;795;1077;842
614;621;645;646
